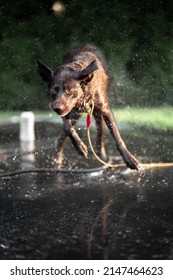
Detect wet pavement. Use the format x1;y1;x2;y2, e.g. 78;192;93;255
0;120;173;259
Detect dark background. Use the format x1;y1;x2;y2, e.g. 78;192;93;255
1;0;173;110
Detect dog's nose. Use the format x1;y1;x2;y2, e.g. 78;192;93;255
49;101;65;115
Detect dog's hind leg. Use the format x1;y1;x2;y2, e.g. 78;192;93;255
102;110;139;170
93;108;108;162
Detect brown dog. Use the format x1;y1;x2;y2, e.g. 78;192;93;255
37;44;139;170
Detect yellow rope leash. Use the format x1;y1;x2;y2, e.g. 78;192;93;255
87;128;125;168
86;99;173;169
141;162;173;168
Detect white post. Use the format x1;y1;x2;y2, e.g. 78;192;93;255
20;111;35;168
20;111;35;143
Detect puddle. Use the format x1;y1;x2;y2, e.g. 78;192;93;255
0;120;173;259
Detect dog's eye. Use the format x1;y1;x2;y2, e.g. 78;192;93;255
65;87;73;95
50;87;59;99
54;86;59;92
50;87;59;93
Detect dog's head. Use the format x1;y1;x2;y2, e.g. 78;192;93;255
37;60;98;116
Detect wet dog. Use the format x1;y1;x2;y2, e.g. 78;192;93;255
37;44;139;170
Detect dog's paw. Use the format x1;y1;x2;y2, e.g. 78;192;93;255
53;157;63;170
79;142;88;158
124;152;140;171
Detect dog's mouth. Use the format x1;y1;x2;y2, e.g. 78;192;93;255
53;108;68;117
49;103;70;117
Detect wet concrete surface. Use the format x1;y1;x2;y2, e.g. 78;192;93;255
0;121;173;259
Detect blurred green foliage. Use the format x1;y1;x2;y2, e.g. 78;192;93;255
0;0;173;110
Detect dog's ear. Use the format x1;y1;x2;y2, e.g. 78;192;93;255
37;60;53;83
77;60;98;83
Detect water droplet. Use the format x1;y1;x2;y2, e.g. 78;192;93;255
12;155;17;161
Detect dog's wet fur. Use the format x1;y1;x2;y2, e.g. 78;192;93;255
37;44;139;170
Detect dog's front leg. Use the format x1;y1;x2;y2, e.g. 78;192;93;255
54;129;68;168
102;110;139;170
63;117;88;158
